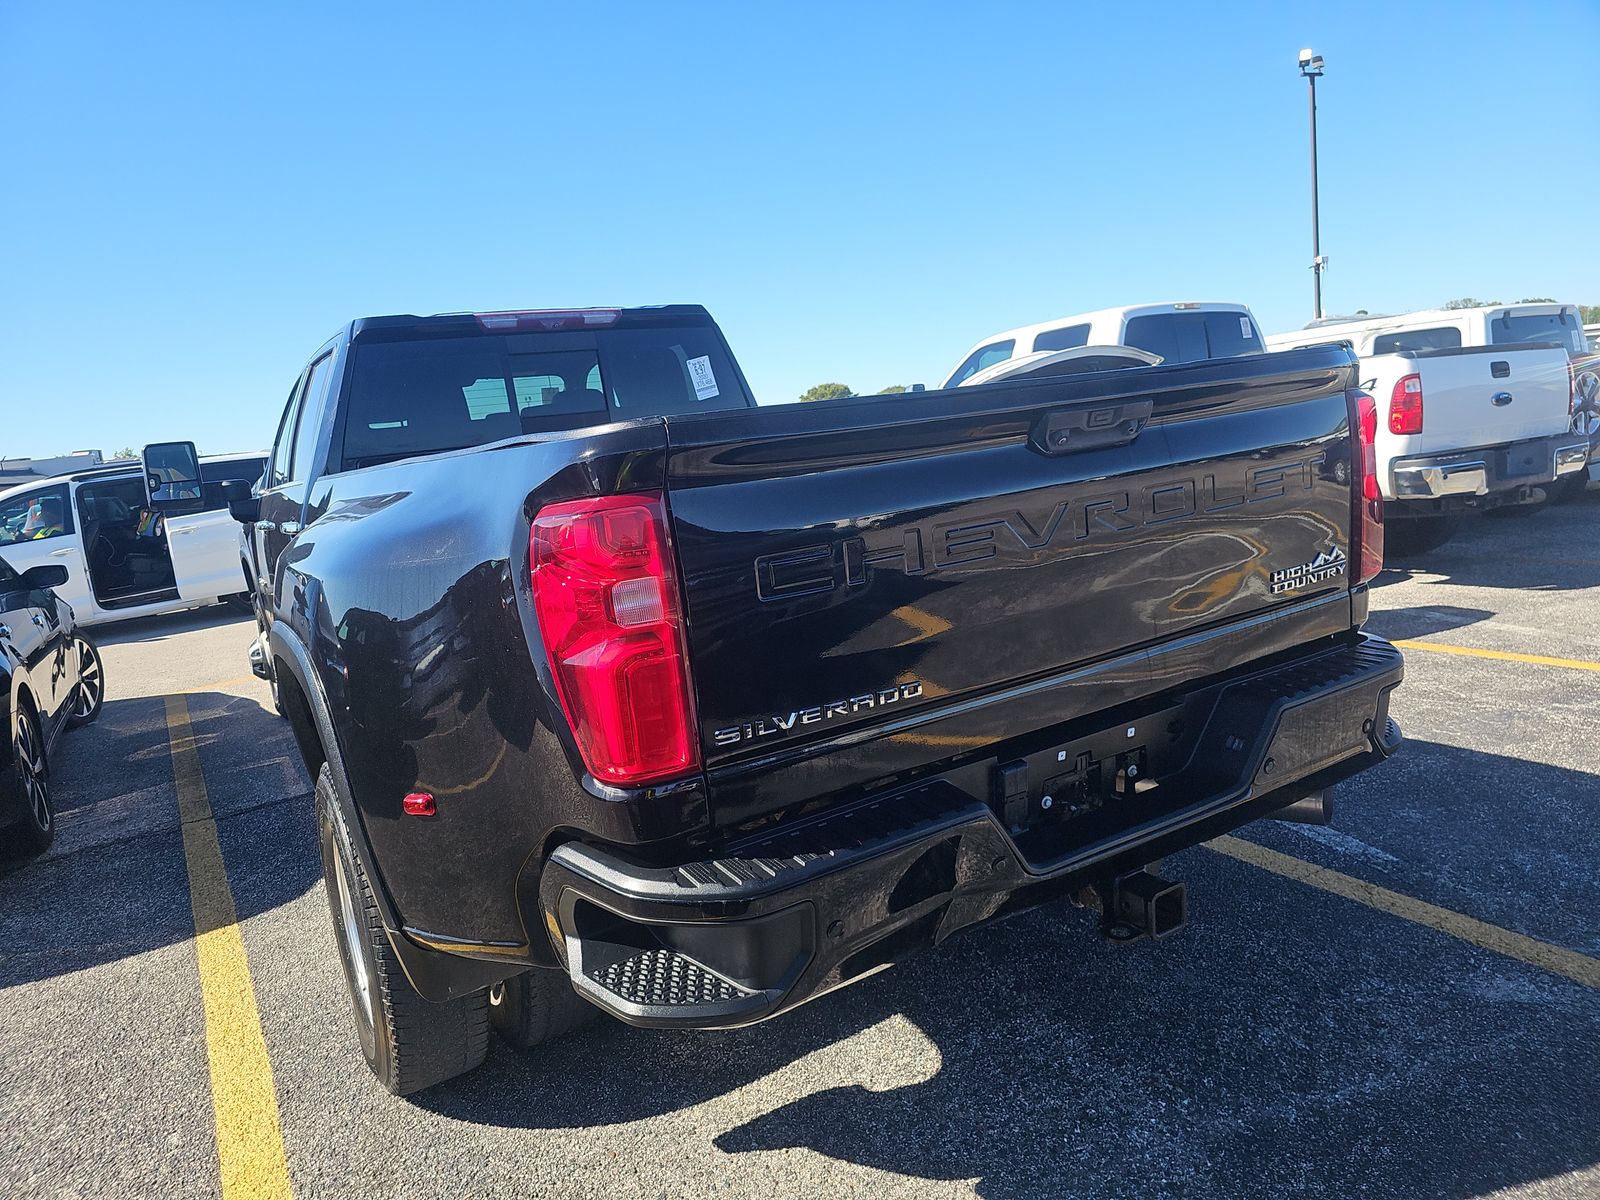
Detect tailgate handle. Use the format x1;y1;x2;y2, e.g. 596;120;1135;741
1031;399;1153;455
1490;360;1510;378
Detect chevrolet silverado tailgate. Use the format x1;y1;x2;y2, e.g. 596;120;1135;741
662;346;1362;826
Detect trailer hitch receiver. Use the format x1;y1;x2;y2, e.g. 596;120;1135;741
1098;869;1189;942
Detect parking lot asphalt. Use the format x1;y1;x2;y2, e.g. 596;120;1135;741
2;489;1598;1200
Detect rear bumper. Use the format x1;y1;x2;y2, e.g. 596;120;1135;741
537;633;1404;1029
1388;432;1589;506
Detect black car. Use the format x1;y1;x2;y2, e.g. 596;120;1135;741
1;554;103;858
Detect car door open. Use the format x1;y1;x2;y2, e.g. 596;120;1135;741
140;440;235;602
163;507;244;602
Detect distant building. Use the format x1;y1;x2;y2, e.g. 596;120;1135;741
0;450;106;489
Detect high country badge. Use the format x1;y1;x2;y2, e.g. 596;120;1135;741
1270;546;1348;595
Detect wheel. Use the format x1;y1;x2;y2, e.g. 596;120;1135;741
66;634;105;728
316;764;489;1094
489;966;594;1051
5;704;54;858
1383;514;1462;558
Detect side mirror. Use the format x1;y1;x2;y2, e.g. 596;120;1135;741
221;480;260;525
21;564;69;590
142;441;205;514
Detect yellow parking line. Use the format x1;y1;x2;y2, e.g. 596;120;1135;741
1392;639;1600;673
165;696;293;1200
1208;834;1600;990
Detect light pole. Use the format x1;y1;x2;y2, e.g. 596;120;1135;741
1298;48;1326;320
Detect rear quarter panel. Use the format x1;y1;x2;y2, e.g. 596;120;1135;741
278;423;705;949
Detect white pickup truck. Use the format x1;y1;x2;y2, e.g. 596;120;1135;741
941;301;1263;389
1357;344;1585;550
1268;302;1595;504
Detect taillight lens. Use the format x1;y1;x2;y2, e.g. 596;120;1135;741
1388;373;1423;435
1568;360;1576;421
1352;391;1384;586
531;493;699;786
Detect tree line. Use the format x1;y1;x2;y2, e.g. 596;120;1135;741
798;383;907;402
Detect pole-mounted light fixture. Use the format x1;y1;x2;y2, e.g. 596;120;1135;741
1298;49;1326;319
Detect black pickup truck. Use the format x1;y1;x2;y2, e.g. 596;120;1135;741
230;305;1403;1094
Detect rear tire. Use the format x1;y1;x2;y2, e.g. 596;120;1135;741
66;634;104;728
1384;514;1462;558
5;704;54;859
316;764;489;1095
489;966;595;1051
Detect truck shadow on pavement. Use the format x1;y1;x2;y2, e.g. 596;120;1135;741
0;692;318;988
1363;603;1494;641
419;740;1600;1200
1377;490;1600;592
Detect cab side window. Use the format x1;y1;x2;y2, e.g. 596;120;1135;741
289;354;336;484
269;378;305;488
1373;327;1462;354
0;484;73;545
945;339;1016;388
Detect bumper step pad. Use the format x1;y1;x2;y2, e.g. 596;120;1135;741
588;948;754;1008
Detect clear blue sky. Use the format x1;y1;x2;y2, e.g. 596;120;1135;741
3;1;1595;459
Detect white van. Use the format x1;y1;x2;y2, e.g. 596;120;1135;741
941;302;1264;389
0;450;265;627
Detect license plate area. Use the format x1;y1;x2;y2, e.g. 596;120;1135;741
988;640;1398;869
991;693;1215;864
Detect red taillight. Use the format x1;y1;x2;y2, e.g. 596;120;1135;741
530;492;699;786
476;308;620;331
1352;391;1384;585
1568;360;1576;419
1388;373;1423;435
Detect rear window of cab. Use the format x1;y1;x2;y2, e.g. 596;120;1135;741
1490;311;1587;357
340;327;750;470
1122;311;1264;364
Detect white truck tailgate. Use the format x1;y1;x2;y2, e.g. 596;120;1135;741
1367;344;1570;460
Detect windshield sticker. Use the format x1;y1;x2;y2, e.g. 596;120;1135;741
687;355;720;401
1240;315;1253;339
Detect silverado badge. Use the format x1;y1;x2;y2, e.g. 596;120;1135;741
713;681;925;747
1270;546;1348;595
